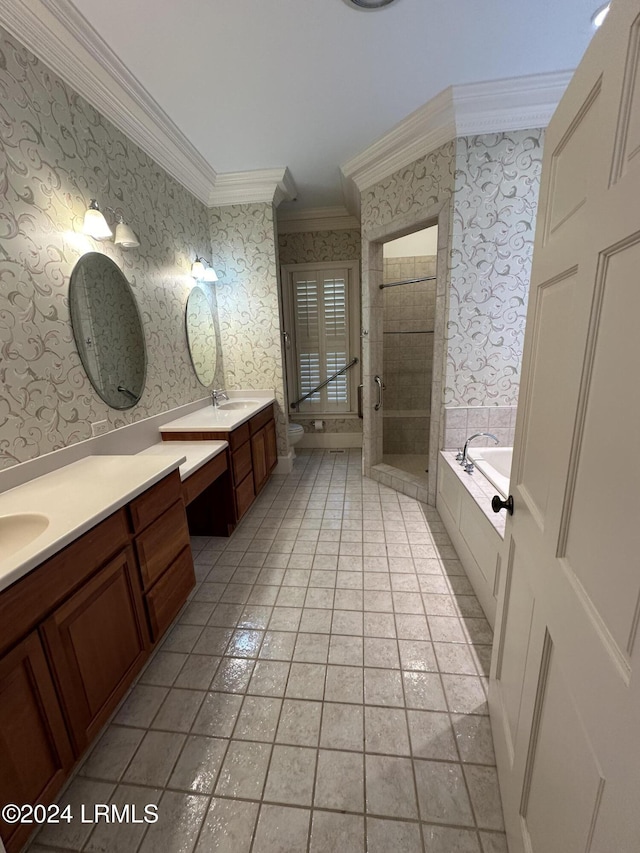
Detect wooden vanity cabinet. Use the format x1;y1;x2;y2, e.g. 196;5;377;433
41;547;149;753
161;404;278;527
183;452;235;537
0;632;74;853
0;469;195;853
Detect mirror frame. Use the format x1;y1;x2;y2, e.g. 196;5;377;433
185;284;218;387
69;251;147;410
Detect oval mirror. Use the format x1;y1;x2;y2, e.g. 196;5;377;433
185;285;217;386
69;252;146;409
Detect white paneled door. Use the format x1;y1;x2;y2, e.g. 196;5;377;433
490;2;640;851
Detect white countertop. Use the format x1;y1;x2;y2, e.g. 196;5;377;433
0;454;186;594
160;393;276;434
137;441;227;480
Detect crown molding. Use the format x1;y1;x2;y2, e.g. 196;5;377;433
453;70;574;135
209;168;297;208
341;70;574;195
277;206;361;234
0;0;217;205
342;87;455;193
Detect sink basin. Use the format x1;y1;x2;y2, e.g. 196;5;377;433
0;513;50;558
217;400;261;411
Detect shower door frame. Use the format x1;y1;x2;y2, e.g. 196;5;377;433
361;199;450;505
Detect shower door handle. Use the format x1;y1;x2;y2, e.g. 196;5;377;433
374;375;383;411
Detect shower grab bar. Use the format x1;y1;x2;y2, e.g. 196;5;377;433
380;275;436;290
374;375;383;411
290;357;359;410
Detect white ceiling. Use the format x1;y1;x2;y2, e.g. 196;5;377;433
70;0;599;210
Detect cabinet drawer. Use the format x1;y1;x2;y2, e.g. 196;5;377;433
229;421;250;451
145;548;195;642
235;472;255;521
135;500;191;590
0;509;129;658
232;440;253;485
183;452;228;506
249;405;273;435
129;470;183;533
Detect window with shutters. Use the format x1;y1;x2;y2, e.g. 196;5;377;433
281;261;360;415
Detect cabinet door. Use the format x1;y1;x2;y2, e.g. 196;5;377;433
42;548;149;753
265;419;277;473
251;426;268;493
0;632;73;853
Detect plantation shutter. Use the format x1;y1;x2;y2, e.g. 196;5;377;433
292;267;350;413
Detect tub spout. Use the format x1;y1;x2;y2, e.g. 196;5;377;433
461;432;499;471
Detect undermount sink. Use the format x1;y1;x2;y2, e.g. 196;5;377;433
217;400;261;411
0;513;50;558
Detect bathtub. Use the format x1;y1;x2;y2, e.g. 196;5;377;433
468;447;513;499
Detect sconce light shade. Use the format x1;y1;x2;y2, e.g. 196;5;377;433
83;199;112;240
114;220;140;248
191;259;206;279
191;256;218;282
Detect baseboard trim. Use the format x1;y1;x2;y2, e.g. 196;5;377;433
299;433;363;449
275;453;294;474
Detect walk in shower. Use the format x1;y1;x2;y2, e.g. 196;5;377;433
381;226;437;484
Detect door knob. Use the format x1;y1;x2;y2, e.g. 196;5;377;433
491;495;514;516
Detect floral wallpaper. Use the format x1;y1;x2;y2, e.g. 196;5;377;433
0;26;224;470
446;130;544;406
361;142;456;236
210;203;288;454
278;227;363;438
278;229;361;264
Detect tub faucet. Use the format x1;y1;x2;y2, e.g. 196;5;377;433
460;432;499;473
211;389;229;408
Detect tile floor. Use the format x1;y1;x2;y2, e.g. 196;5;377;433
30;449;506;853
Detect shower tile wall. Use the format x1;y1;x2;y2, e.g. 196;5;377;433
382;256;436;455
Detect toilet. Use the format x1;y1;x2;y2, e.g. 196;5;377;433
288;422;304;455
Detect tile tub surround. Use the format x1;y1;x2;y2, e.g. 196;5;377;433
436;452;507;627
438;452;507;538
0;26;222;471
31;450;506;853
442;406;517;452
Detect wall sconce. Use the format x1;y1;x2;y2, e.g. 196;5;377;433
113;215;140;249
191;256;218;282
82;199;140;248
83;199;112;240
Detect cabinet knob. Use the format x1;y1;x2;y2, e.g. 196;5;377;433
491;495;514;516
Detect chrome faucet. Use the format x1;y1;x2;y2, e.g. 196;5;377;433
459;432;499;473
211;389;229;408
